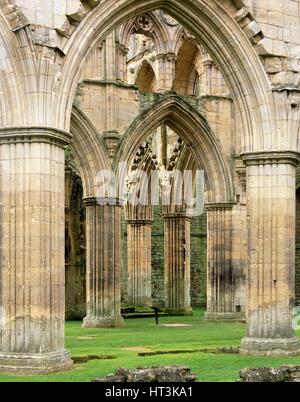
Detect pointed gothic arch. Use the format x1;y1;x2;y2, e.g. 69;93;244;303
114;95;234;204
172;38;198;95
70;106;111;197
57;0;273;153
134;60;157;92
0;15;25;127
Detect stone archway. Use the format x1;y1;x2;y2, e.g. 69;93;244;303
0;0;299;375
296;185;300;306
64;107;112;323
115;95;239;318
57;0;273;154
134;60;157;92
115;95;234;203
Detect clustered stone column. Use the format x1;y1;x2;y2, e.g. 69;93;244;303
0;127;73;374
83;197;123;328
204;203;243;320
126;219;152;306
242;151;300;354
156;53;176;92
164;213;192;315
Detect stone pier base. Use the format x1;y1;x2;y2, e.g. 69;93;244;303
83;316;124;328
241;337;300;356
0;350;73;375
164;307;193;316
204;312;245;322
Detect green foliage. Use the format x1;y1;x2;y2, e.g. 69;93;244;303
65;146;79;173
0;308;300;382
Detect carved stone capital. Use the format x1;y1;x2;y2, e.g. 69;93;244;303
163;212;192;222
205;202;235;211
235;157;247;191
241;150;300;167
0;126;72;148
83;196;124;207
126;219;153;226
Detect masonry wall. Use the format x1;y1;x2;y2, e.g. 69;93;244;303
151;205;166;307
296;188;300;306
121;204;207;307
74;81;140;135
65;166;86;320
190;213;207;306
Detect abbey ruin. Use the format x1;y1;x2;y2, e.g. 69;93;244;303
0;0;300;376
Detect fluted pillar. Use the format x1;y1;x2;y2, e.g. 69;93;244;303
204;203;243;321
156;53;176;92
164;213;192;315
83;197;123;328
241;151;300;354
126;220;152;305
0;127;73;374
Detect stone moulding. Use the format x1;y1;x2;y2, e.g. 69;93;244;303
204;312;245;322
205;202;235;211
241;337;300;356
83;196;124;207
0;126;72;148
82;316;124;329
0;0;29;32
241;150;300;167
126;219;153;226
0;350;73;375
83;79;138;90
163;212;192;221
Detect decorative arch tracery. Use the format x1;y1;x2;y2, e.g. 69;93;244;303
118;11;170;54
115;95;234;204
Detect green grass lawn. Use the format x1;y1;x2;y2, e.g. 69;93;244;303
1;308;300;382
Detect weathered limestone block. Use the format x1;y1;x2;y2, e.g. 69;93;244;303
241;151;300;355
243;21;263;44
270;71;300;88
0;1;29;31
31;27;64;52
240;366;300;382
55;20;73;38
83;197;124;328
0;127;73;374
263;57;283;74
233;7;250;24
93;365;197;382
81;0;100;8
233;7;263;44
164;213;192;316
67;5;86;25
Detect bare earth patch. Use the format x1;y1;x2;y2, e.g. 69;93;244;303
122;346;153;353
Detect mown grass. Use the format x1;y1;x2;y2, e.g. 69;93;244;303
1;308;300;382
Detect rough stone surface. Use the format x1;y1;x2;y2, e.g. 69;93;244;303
65;161;86;320
240;366;300;383
92;365;197;383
